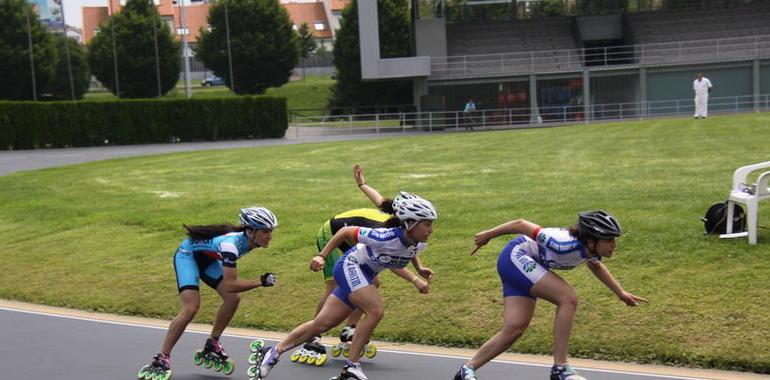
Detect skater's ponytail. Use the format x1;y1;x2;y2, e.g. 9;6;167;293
184;223;247;240
379;198;395;214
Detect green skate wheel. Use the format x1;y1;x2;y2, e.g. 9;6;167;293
246;364;258;377
203;357;213;368
331;345;341;357
223;359;235;376
250;339;264;352
158;370;172;380
213;360;224;372
365;344;377;359
248;352;259;365
137;364;151;379
193;350;204;366
316;354;328;366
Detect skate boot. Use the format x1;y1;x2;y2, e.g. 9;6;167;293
247;345;280;380
304;335;328;366
193;337;235;375
550;364;587;380
137;353;172;380
452;364;478;380
329;360;367;380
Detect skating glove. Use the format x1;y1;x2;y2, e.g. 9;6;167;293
260;272;277;287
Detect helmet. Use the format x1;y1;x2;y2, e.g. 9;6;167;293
239;207;278;230
578;210;621;240
393;192;437;222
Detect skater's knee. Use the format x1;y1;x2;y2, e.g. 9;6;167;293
501;321;529;340
363;305;384;322
557;292;579;311
223;292;241;306
181;302;200;319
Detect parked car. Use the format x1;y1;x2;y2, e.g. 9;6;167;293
201;76;225;87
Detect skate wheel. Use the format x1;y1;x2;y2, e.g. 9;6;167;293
223;359;235;376
193;350;204;366
365;344;377;359
250;339;264;352
298;354;309;363
213;360;224;372
137;364;151;379
246;364;257;377
158;370;172;380
248;352;260;365
315;354;328;366
331;345;341;357
306;355;316;365
290;352;300;362
342;347;349;357
203;357;213;369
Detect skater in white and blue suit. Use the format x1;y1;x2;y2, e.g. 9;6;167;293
257;192;437;380
453;211;648;380
137;207;279;380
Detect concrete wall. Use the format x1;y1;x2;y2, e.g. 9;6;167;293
647;64;753;102
415;19;447;58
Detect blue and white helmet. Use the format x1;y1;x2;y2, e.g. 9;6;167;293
239;206;278;230
393;192;437;222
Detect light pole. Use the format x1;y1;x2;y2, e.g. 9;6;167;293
179;0;192;98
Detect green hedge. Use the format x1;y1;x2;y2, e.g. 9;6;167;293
0;97;287;150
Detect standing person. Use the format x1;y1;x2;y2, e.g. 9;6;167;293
453;211;648;380
137;207;279;380
292;164;434;364
256;192;438;380
693;72;713;119
463;98;477;130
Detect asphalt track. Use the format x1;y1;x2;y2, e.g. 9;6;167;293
1;136;766;380
0;305;716;380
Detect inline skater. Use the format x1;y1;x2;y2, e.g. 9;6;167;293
256;192;438;380
137;206;279;380
453;210;648;380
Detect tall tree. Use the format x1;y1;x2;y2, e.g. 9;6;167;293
0;0;56;100
87;0;180;98
329;0;413;111
49;35;91;100
195;0;299;94
297;22;317;80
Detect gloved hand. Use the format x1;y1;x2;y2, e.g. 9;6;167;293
260;272;276;287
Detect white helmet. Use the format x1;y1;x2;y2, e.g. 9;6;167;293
393;192;437;222
239;206;278;230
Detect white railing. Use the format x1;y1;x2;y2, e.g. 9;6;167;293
430;35;770;79
287;94;770;138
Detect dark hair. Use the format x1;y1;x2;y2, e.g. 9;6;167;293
383;216;401;228
379;199;395;214
184;223;247;240
568;225;582;240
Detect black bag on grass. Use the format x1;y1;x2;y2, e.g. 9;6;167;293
702;202;746;235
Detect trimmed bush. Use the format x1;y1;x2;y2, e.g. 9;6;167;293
0;97;287;150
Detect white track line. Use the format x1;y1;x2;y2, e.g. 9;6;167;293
0;306;702;380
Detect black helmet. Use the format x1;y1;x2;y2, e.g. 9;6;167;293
578;210;622;240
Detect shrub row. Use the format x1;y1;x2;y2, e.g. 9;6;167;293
0;97;287;150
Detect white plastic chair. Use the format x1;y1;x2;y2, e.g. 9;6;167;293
723;161;770;244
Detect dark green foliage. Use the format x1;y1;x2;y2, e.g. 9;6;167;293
49;36;91;100
195;0;299;95
87;0;180;98
0;0;56;100
0;97;287;150
329;0;412;110
297;23;317;59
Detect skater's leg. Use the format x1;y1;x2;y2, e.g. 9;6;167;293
344;276;379;326
160;289;200;354
530;271;578;366
211;283;242;338
346;285;383;363
466;296;535;369
276;295;352;353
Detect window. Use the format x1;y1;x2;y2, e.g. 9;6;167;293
313;21;326;31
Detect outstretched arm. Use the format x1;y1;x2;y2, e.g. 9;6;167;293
586;260;649;306
310;226;359;271
220;266;272;293
411;256;434;282
390;267;429;294
472;219;541;255
354;164;385;207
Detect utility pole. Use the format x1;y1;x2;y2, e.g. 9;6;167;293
179;0;192;98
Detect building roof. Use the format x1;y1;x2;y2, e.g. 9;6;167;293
330;0;348;12
283;2;332;39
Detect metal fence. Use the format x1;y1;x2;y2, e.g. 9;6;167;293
287;94;770;138
431;34;770;80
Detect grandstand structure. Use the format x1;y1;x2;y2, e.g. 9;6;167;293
357;0;770;123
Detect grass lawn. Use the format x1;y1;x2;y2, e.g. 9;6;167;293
83;75;334;112
1;114;769;372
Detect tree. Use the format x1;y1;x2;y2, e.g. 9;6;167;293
0;0;56;100
48;35;91;100
195;0;299;95
87;0;180;98
329;0;413;111
297;22;317;80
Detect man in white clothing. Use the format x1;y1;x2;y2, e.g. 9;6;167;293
693;73;713;119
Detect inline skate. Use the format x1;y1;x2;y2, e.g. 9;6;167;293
330;325;377;360
137;353;172;380
328;360;367;380
452;364;478;380
247;341;280;380
290;335;328;366
192;337;235;375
